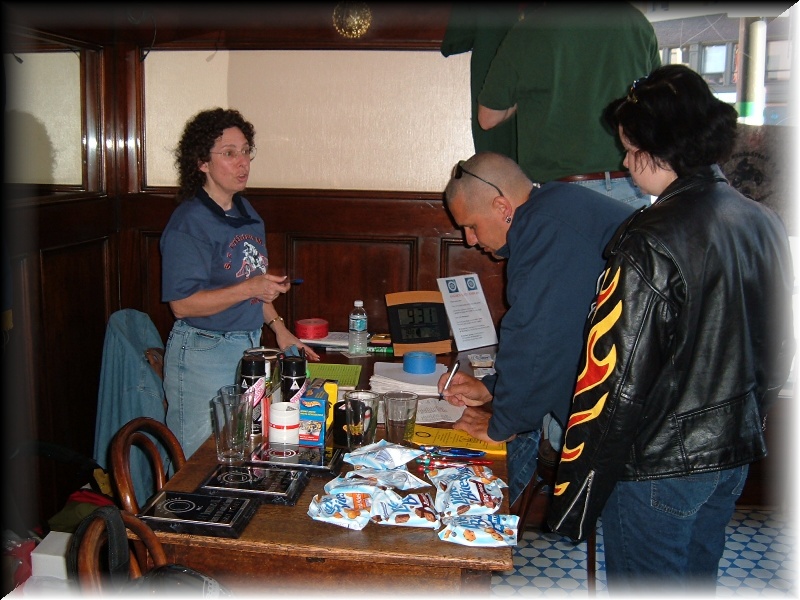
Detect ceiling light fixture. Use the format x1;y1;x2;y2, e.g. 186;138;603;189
332;2;372;39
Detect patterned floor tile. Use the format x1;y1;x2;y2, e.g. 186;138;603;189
491;508;793;597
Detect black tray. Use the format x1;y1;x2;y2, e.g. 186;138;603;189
137;490;257;538
198;464;309;505
248;442;344;477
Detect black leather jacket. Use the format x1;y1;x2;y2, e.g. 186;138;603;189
547;168;795;542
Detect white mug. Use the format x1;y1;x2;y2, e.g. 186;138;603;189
269;402;300;444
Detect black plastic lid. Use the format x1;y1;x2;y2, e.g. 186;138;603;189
240;354;267;376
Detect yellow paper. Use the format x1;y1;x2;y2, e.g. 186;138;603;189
410;424;507;456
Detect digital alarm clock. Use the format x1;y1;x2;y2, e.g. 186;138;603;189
385;291;453;356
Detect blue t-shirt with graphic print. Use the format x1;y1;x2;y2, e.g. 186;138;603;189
161;192;267;332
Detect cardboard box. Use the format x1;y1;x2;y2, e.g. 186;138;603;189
31;531;72;580
298;377;328;446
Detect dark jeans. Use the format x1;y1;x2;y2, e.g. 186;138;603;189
506;429;541;507
602;465;749;596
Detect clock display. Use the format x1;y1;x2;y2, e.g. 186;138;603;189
389;302;449;343
398;306;438;327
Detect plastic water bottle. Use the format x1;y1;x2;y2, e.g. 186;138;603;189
348;300;369;356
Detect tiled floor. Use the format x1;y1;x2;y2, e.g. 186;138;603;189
491;508;795;597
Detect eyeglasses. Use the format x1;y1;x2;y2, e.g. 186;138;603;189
454;162;504;197
209;146;257;162
627;76;648;103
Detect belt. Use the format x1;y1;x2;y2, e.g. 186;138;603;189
558;170;629;182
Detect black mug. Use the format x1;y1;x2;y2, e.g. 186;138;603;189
331;401;350;447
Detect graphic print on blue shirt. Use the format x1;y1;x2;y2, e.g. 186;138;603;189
160;194;269;332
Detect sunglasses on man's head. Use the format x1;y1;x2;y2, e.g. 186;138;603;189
454;162;505;197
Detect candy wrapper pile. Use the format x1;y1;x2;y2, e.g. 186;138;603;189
307;440;518;547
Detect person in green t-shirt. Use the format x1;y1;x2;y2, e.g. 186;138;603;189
440;4;525;162
478;2;661;208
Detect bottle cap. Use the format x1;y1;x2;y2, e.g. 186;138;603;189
241;354;267;376
281;356;306;378
354;300;363;307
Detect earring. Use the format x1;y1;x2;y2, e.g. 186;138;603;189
505;216;512;224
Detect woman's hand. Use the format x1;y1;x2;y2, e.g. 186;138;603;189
252;273;291;303
274;328;320;362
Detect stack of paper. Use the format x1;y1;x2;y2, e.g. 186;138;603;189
368;362;446;397
299;331;349;348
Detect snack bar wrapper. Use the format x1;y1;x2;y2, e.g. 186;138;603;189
370;489;440;529
343;439;424;470
346;466;430;490
438;514;519;547
323;476;386;496
307;492;372;530
428;464;507;488
428;465;505;518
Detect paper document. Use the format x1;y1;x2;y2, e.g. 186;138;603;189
415;397;465;424
437;274;498;351
376;395;463;425
410;425;507;456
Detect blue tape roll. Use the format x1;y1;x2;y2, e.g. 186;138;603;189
403;351;436;374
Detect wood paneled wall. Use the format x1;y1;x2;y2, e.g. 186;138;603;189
121;191;508;345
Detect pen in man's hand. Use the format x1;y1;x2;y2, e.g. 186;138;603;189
289;278;303;285
439;359;460;401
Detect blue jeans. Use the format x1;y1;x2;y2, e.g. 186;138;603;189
164;320;261;459
570;175;652;209
508;415;564;506
602;465;749;595
507;429;541;507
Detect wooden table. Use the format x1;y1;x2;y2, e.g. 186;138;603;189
151;349;512;595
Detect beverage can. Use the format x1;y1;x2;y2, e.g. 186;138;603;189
240;354;267;438
280;355;307;404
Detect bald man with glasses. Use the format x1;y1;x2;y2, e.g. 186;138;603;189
438;151;635;507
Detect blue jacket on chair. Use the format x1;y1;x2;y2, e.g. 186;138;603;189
94;309;167;508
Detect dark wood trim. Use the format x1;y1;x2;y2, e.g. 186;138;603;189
5;4;453;51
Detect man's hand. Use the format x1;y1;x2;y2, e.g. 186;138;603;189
452;406;512;444
437;371;492;407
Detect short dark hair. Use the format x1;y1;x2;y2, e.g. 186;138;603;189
603;65;738;177
175;108;256;202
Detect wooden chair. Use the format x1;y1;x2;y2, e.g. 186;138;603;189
110;417;187;514
71;506;168;594
515;434;598;596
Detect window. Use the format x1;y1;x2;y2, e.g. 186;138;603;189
701;44;727;85
766;39;790;81
666;46;689;65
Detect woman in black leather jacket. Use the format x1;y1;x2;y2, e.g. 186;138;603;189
547;65;795;595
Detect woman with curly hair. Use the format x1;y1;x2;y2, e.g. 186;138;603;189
161;108;318;459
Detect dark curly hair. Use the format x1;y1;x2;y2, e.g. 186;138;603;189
603;64;738;178
174;108;256;202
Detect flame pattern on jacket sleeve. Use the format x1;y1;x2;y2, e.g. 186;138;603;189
554;267;622;496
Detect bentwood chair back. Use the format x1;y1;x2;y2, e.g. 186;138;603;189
69;506;168;594
110;417;187;514
516;433;598;596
